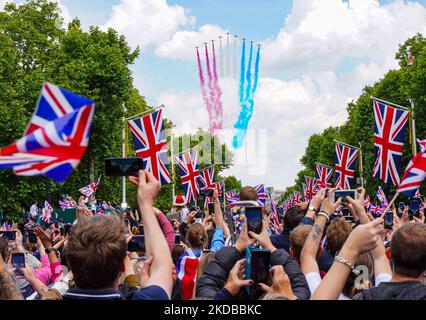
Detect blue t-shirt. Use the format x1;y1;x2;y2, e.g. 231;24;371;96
131;285;169;300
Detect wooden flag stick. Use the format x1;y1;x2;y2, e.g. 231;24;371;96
380;192;399;218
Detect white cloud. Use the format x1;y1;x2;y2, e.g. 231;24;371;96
0;0;8;10
155;24;229;59
101;0;195;50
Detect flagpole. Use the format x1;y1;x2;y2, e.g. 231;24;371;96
334;139;360;151
126;105;164;122
409;99;417;156
359;143;364;188
173;144;201;157
170;122;176;201
381;192;399;218
371;96;409;111
121;104;127;209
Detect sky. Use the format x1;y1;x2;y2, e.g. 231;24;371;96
2;0;426;190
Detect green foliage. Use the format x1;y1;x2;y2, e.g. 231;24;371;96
288;33;426;203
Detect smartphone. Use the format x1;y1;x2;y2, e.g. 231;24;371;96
384;211;394;230
342;207;350;218
195;211;205;219
124;219;130;227
138;226;144;235
245;247;271;300
174;234;181;244
64;224;72;236
200;188;214;197
245;207;263;234
0;231;16;241
28;229;37;244
409;197;421;219
334;190;357;204
399;202;405;211
60;227;65;236
105;158;145;177
18;223;25;235
207;203;215;215
12;253;25;276
127;235;145;252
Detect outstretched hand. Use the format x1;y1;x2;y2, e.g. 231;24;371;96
35;226;52;248
224;259;253;297
248;219;276;252
320;189;342;215
129;170;160;207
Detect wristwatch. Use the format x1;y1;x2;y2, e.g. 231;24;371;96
308;205;318;213
45;247;54;254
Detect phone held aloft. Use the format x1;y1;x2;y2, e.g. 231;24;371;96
245;247;271;300
12;253;25;277
334;190;358;204
245;207;263;234
104;158;145;177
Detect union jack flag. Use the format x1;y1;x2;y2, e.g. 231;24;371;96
372;99;409;186
269;199;280;235
59;200;75;211
316;163;333;188
215;181;224;197
175;150;201;204
0;83;95;183
364;195;371;209
97;205;104;216
226;191;239;205
398;139;426;198
335;142;359;190
79;177;100;197
305;177;317;198
255;184;266;206
40;201;53;223
198;166;215;190
376;186;388;207
369;204;384;217
302;183;310;201
0;222;11;231
293;191;301;204
128;109;171;186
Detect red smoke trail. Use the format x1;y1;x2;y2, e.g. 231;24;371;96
197;47;213;130
211;40;223;130
205;43;217;133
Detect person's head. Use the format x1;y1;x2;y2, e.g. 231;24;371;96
289;224;312;264
185;223;207;250
172;244;186;265
65;215;127;289
326;219;353;257
282;207;305;233
391;223;426;279
194;251;216;293
239;186;258;201
342;252;374;298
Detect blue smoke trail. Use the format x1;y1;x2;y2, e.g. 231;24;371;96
233;42;261;149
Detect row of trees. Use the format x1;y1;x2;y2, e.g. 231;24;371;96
0;0;241;220
279;33;426;205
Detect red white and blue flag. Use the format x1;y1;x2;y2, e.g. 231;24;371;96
369;204;384;217
372;99;409;186
0;222;11;231
305;177;318;199
269;198;280;235
79;177;100;197
302;184;310;201
128;109;171;186
198;166;215;190
376;186;388;207
176;248;200;300
293;191;301;204
316;163;333;188
226;191;239;205
0;83;95;183
59;200;75;211
40;201;53;223
398;139;426;198
175;150;201;204
335;142;359;190
364;195;371;209
255;184;266;206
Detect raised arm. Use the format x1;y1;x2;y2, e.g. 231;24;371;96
0;253;23;300
153;207;175;252
129;170;174;298
300;189;338;275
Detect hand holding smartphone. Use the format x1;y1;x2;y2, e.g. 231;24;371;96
105;158;145;177
245;247;271;300
334;190;357;204
245;207;263;234
12;253;25;277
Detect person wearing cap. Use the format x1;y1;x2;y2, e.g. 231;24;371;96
171;195;189;223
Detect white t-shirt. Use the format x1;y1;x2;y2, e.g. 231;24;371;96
30;204;38;218
305;271;393;300
180;207;189;222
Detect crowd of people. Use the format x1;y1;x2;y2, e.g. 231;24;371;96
1;169;425;300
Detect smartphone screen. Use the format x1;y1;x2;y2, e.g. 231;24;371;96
0;231;16;241
195;211;205;219
127;236;145;252
12;253;25;276
399;202;405;211
342;207;350;217
246;249;271;300
105;158;145;177
409;198;422;214
334;190;356;203
174;234;181;244
208;203;215;215
28;229;37;244
64;224;72;236
200;188;214;197
245;207;263;234
384;211;394;229
124;219;130;227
